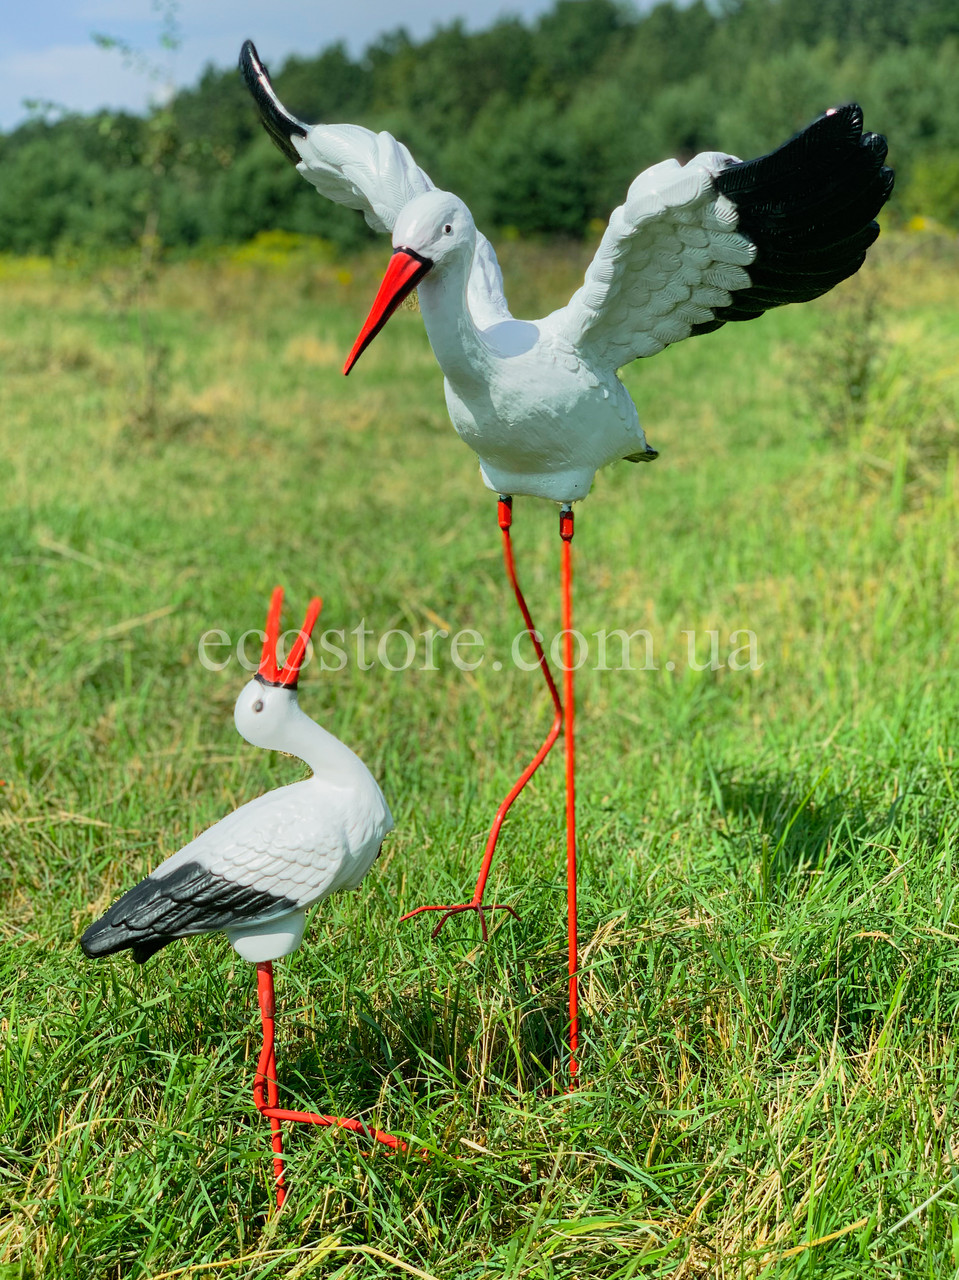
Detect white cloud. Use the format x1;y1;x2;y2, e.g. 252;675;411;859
1;0;560;131
0;42;159;127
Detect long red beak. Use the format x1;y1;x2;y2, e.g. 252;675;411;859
343;248;433;375
258;586;323;688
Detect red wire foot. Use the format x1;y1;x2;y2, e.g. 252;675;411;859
399;900;520;941
254;962;407;1210
254;1099;407;1153
403;496;561;948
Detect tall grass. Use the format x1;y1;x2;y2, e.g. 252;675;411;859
1;227;959;1278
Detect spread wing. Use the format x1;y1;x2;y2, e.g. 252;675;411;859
240;39;512;324
240;39;433;233
558;104;894;370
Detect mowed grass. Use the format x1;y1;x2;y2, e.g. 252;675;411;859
1;228;959;1279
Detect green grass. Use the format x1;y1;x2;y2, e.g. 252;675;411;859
2;228;959;1279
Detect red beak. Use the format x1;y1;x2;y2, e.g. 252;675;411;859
343;248;433;375
258;586;323;689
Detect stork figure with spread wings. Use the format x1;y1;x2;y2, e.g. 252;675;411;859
240;39;894;1083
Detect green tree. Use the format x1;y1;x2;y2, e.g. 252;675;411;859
1;0;957;252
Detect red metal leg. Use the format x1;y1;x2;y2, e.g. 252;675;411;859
401;495;564;939
254;961;288;1207
253;962;406;1209
560;506;579;1086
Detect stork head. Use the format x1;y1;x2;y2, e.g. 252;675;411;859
343;189;473;375
233;587;323;751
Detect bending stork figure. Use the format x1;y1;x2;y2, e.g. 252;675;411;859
81;587;397;1207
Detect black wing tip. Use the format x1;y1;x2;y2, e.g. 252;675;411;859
716;102;891;202
710;104;893;316
827;101;863;131
132;937;174;964
79;927;107;959
79;870;181;963
80;915;116;958
238;37;308;165
80;924;173;964
809;102;864;144
862;131;889;165
239;39;271;93
80;861;300;965
80;912;165;963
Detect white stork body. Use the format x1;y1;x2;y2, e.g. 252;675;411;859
420;287;642;502
240;41;893;504
81;592;392;965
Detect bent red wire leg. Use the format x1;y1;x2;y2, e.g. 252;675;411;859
253;962;407;1209
254;961;287;1208
560;505;579;1086
400;495;564;940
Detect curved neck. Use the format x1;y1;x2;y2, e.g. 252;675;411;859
281;705;373;788
418;248;490;393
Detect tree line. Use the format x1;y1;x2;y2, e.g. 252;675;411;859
1;0;957;256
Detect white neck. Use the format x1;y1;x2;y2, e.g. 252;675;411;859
281;704;374;788
418;249;491;394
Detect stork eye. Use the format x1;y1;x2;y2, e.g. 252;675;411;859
252;699;264;713
443;223;453;234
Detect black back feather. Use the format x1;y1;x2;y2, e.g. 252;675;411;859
693;104;894;337
80;861;299;964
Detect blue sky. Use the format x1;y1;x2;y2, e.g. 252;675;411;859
1;0;563;130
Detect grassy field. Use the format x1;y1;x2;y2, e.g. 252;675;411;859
2;226;959;1279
